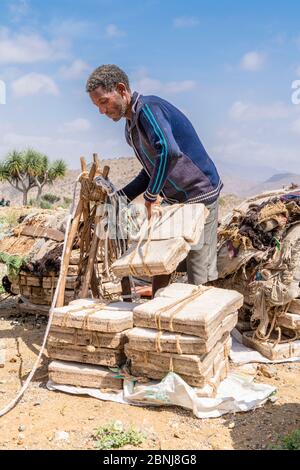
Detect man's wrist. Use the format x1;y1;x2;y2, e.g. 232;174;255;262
144;190;157;203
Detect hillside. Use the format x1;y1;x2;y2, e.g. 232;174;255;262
0;157;298;206
242;173;300;197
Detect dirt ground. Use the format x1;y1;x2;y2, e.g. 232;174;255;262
0;295;299;451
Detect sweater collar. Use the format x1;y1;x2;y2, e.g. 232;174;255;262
127;91;140;130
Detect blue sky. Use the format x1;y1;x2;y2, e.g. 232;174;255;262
0;0;300;180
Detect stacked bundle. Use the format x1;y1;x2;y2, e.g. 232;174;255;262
126;283;243;392
112;204;207;277
48;299;137;390
10;249;122;314
216;189;300;360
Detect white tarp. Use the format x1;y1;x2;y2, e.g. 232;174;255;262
47;365;275;419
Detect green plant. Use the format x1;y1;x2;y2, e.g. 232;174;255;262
63;196;72;205
0;149;67;205
42;193;60;204
39;200;52;209
93;421;146;450
0;252;27;279
28;198;38;207
218;196;226;207
0;208;20;227
270;429;300;450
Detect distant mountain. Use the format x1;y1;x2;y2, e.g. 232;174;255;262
0;157;299;205
243;173;300;197
265;173;300;184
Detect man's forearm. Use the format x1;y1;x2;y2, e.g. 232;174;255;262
118;168;150;202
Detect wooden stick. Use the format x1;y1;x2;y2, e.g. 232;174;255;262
93;153;101;176
56;161;97;307
79;165;110;298
80;156;88;173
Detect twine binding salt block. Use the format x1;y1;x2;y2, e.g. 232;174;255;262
242;331;300;360
289;298;300;315
126;334;231;378
130;340;231;388
136;203;208;245
51;300;137;332
48;360;123;390
127;312;237;355
276;312;300;332
47;342;126;367
112;237;190;277
133;284;243;339
194;358;229;398
48;326;129;350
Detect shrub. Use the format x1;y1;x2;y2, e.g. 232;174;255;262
270;429;300;450
42;193;60;204
39;200;52;210
93;421;146;450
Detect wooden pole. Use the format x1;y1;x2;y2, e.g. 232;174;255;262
56;161;97;307
79;165;110;298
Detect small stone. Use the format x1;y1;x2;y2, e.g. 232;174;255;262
86;345;96;353
18;424;26;432
173;431;184;439
33;401;41;406
258;365;276;379
17;433;25;444
54;431;70;442
9;357;17;363
88;416;95;420
228;422;235;429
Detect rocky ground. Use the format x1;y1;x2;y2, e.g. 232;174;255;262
0;295;299;451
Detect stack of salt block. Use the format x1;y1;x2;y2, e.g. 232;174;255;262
126;283;243;396
242;296;300;360
11;249;122;314
48;299;137;390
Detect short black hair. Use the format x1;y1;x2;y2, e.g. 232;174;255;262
86;64;130;93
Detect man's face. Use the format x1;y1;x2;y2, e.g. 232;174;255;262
89;85;128;122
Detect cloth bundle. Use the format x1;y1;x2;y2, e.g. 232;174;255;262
215;190;300;360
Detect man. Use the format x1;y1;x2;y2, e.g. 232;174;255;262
86;64;223;290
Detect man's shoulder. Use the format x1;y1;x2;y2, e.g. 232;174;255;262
138;93;171;110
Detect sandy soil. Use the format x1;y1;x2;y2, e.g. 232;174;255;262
0;295;299;451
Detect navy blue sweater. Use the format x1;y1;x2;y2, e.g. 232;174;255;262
121;92;223;205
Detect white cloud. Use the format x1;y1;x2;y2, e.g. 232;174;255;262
105;24;126;38
133;72;196;95
9;0;30;21
229;101;290;121
240;51;265;71
48;19;92;38
61;118;91;133
0;28;68;64
173;16;199;28
163;80;196;93
213;132;299;174
0;131;125;167
60;59;91;80
11;73;59;97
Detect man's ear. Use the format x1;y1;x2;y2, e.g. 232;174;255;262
116;82;127;96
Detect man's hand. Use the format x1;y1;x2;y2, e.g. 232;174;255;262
145;196;162;220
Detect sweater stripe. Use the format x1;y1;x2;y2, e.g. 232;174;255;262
142;105;168;193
